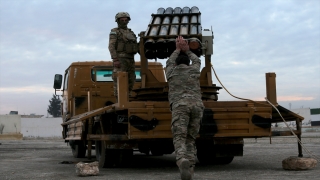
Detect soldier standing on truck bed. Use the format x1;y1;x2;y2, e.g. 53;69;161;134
166;36;204;180
108;12;138;99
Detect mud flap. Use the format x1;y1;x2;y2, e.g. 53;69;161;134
129;115;158;131
252;114;271;128
199;108;218;136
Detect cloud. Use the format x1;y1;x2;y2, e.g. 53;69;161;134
278;96;315;101
0;86;53;94
0;0;319;115
69;44;99;51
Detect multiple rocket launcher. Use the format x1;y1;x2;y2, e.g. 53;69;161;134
143;6;212;60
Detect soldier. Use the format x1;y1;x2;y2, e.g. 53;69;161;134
108;12;138;99
166;36;204;180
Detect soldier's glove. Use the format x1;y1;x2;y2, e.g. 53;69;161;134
113;60;121;68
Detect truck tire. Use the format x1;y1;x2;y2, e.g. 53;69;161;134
196;140;234;165
149;140;174;156
213;156;234;165
150;148;164;156
95;128;133;167
70;140;86;158
196;147;214;165
96;141;133;168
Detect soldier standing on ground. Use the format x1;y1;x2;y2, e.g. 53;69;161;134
166;36;204;180
108;12;138;99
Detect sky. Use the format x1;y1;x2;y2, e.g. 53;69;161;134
0;0;319;116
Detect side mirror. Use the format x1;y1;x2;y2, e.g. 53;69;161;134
53;74;63;89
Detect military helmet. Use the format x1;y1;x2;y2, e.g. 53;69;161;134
115;12;131;22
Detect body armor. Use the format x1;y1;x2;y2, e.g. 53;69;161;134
109;28;138;59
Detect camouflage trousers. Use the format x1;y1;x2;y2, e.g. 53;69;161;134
171;99;204;165
112;58;136;97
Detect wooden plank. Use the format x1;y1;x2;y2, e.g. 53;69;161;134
213;113;250;119
152;113;171;119
67;131;73;136
67;129;82;136
214;132;270;137
213;108;250;112
129;130;149;136
130;125;171;132
151;126;172;131
216;124;251;129
73;129;82;135
61;105;114;125
218;129;248;134
65;137;82;140
75;121;83;127
130;134;172;139
129;108;170;113
68;122;83;130
254;113;272;118
87;134;128;141
203;101;270;107
152;131;173;136
214;119;249;124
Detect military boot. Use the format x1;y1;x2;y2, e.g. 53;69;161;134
177;158;191;180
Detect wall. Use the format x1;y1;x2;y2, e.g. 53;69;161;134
292;108;312;125
0;115;22;140
273;108;312;127
21;118;63;138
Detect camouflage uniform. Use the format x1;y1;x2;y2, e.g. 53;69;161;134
166;50;204;166
108;26;138;97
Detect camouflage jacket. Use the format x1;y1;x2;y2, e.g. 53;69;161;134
108;27;138;59
165;50;202;105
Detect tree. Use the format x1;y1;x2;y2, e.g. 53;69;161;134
47;94;61;117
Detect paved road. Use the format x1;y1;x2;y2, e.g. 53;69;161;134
0;133;319;180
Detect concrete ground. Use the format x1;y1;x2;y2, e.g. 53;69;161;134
0;132;319;180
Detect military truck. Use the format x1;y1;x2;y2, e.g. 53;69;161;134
53;6;304;167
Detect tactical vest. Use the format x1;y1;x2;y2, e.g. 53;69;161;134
167;65;202;104
113;28;138;56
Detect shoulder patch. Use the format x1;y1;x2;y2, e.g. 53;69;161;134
110;31;117;35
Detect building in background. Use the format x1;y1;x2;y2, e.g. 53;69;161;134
6;111;44;118
273;107;320;127
291;108;312;126
21;113;44;118
310;108;320;126
9;111;18;115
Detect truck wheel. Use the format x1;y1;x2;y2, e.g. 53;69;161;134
150;142;165;156
196;140;214;165
70;140;86;158
95;128;133;167
150;148;164;156
198;155;234;165
95;139;103;162
196;140;234;165
94;128;111;167
96;140;113;168
213;156;234;165
197;148;214;165
99;144;133;168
